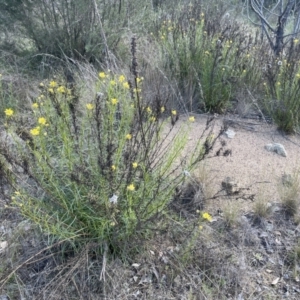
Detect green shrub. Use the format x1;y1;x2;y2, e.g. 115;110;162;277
0;0;153;65
156;1;263;113
1;52;215;256
262;41;300;133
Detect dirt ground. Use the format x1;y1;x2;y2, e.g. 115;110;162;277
182;113;300;207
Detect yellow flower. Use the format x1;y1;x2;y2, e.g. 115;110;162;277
205;51;210;55
57;86;66;94
146;106;152;113
202;212;212;222
49;81;58;88
4;108;14;117
161;106;165;113
295;39;299;44
32;103;39;109
277;82;281;86
132;162;138;169
99;72;106;79
199;225;203;230
150;116;156;122
38;117;47;125
119;75;126;83
126;133;132;140
136;77;143;83
110;80;116;86
30;126;40;136
15;191;21;195
48;88;54;94
189;116;195;122
39;82;44;87
111;98;118;105
111;165;116;171
127;184;135;191
171;110;177;116
123;82;130;89
86;103;94;110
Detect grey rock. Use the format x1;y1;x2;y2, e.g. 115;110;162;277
265;143;287;157
224;129;236;138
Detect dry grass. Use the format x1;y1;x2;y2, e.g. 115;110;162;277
278;171;300;216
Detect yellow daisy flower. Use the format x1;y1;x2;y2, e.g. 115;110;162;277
111;98;118;105
4;108;14;117
119;75;126;83
123;82;130;89
38;117;47;125
202;212;212;222
127;184;135;191
86;103;94;110
99;72;106;79
30;127;40;136
49;81;58;88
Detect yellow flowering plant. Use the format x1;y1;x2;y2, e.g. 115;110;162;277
1;44;219;258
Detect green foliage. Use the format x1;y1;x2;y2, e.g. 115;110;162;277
0;0;153;64
262;40;300;133
156;1;263;113
1;65;212;256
